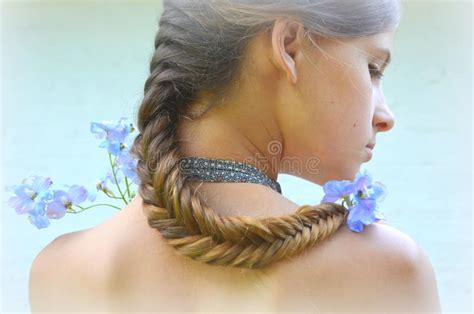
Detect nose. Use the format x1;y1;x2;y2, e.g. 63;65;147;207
373;101;395;132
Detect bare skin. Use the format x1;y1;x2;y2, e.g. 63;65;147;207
29;195;441;312
29;18;442;313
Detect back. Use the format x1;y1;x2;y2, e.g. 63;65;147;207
29;199;442;313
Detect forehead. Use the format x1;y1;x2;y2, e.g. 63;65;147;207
314;31;394;57
303;30;394;67
369;31;393;47
358;31;394;57
330;31;394;66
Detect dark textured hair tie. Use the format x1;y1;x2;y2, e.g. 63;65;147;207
178;156;282;194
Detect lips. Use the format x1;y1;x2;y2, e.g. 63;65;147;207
365;147;373;161
364;142;375;162
366;142;376;150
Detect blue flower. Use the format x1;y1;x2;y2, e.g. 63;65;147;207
320;169;387;233
47;185;89;219
346;204;381;232
7;175;53;215
117;153;139;185
92;171;122;200
320;180;356;203
91;117;136;156
120;161;139;185
7;118;142;229
6;175;53;229
99;171;122;189
91;117;139;186
352;170;387;211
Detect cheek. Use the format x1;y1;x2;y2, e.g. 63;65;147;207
282;62;373;159
315;76;373;154
339;71;374;134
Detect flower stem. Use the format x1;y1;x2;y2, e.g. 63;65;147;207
108;153;128;205
101;189;123;200
341;196;353;209
124;177;132;200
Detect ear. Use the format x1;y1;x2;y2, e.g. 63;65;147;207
271;18;304;85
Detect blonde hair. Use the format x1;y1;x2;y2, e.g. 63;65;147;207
130;0;401;269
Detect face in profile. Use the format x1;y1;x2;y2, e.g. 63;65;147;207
178;20;396;187
274;26;396;184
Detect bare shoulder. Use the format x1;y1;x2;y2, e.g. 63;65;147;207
28;228;113;312
273;222;442;312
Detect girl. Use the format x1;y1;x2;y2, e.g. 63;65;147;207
29;1;441;312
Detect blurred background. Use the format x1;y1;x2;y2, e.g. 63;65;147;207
0;0;472;312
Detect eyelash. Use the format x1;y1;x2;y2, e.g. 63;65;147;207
369;64;384;79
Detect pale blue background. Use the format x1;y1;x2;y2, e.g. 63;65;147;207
1;0;472;313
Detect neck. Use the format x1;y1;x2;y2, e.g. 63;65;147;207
177;111;283;182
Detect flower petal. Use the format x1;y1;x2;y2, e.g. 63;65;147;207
107;142;122;156
31;176;53;194
68;185;88;205
46;200;67;219
321;194;340;203
355;197;377;211
28;201;46;216
349;205;377;225
323;180;355;195
90;122;107;138
8;195;33;214
347;219;364;233
370;182;387;202
28;214;51;229
120;163;140;185
13;184;34;200
321;180;356;203
354;170;373;191
52;190;68;203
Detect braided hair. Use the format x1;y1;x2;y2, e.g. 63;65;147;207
130;0;401;269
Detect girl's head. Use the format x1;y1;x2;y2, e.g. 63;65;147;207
131;0;402;269
271;27;396;183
